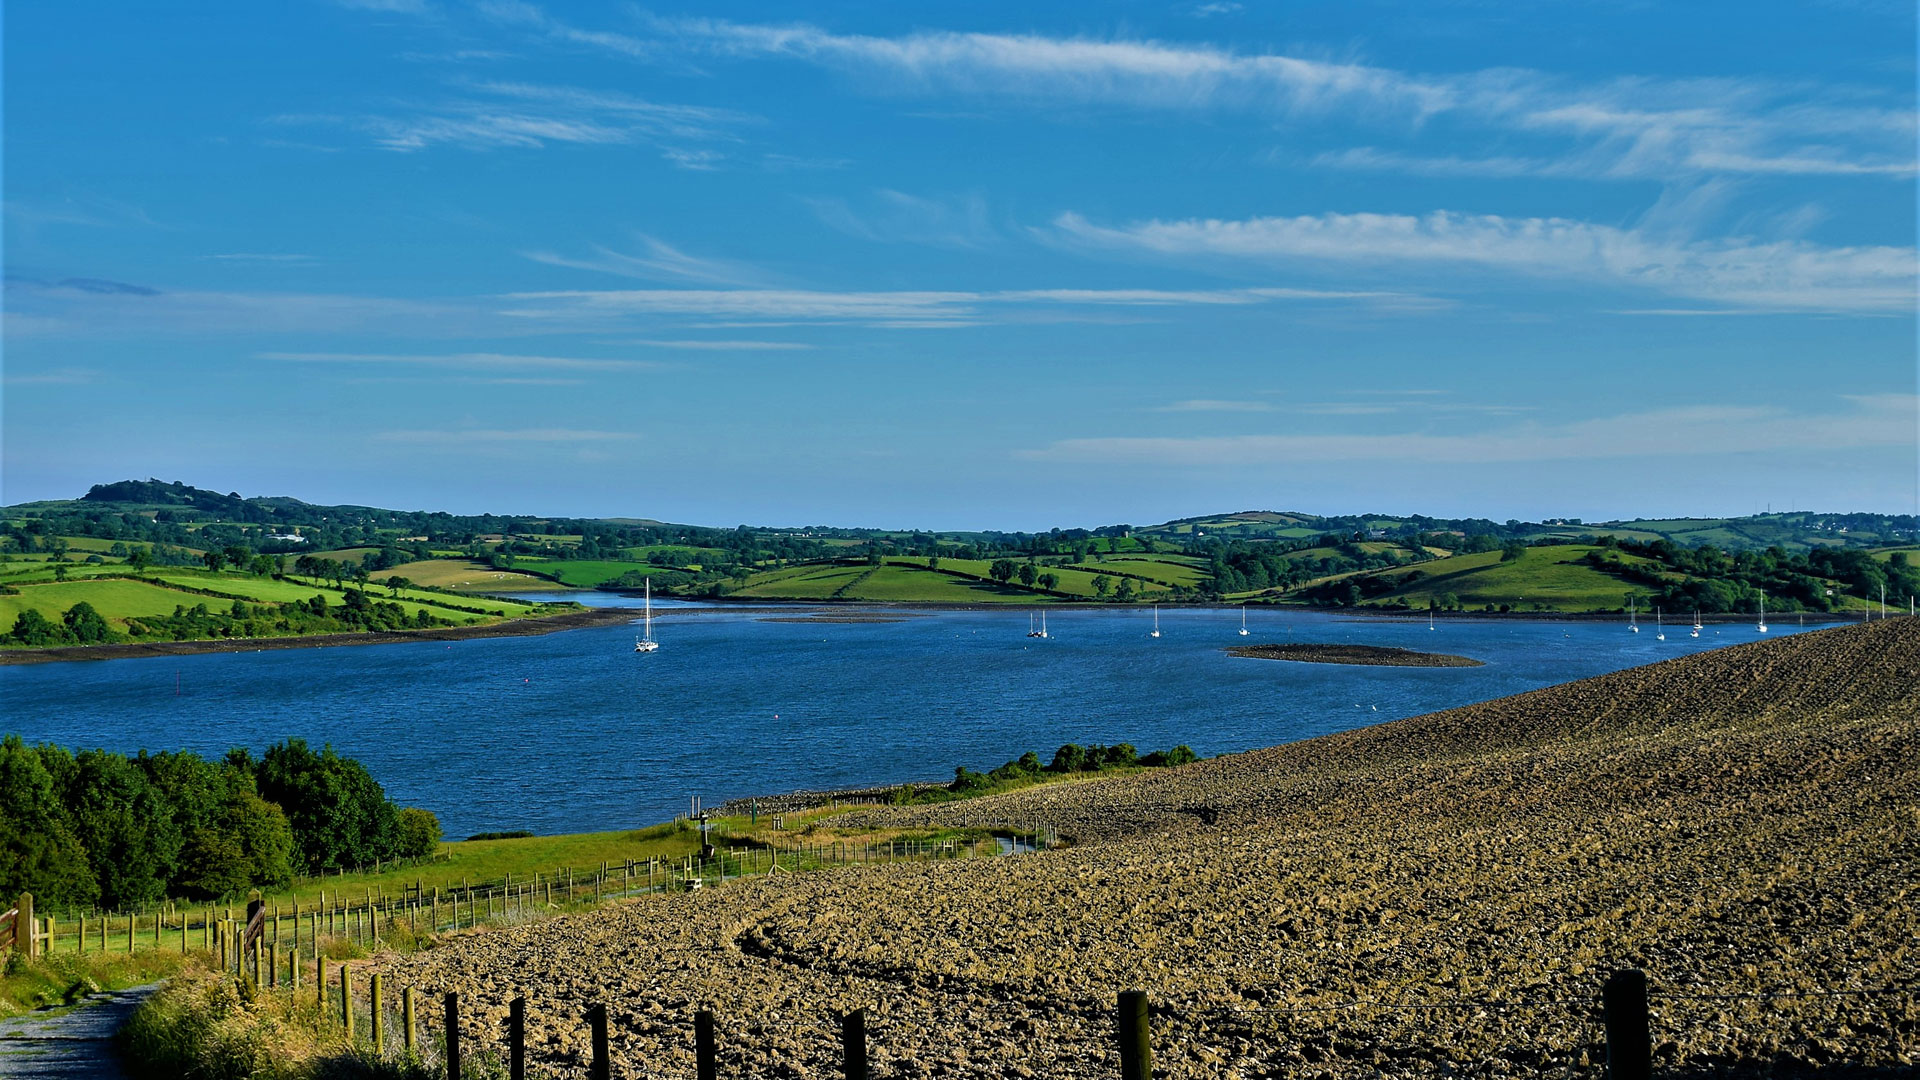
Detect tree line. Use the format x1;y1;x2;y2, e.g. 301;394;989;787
0;737;440;911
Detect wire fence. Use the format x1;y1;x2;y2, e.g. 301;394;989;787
247;968;1914;1080
9;826;1059;962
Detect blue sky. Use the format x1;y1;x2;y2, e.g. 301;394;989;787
4;0;1915;529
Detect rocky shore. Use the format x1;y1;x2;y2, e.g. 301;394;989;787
376;619;1919;1079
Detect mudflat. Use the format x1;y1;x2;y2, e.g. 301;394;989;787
1227;642;1484;666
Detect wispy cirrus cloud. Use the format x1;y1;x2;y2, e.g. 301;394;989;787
497;284;1414;326
260;351;662;372
804;190;998;248
275;80;750;155
1023;394;1919;466
636;15;1915;183
1049;209;1918;312
619;339;814;350
523;235;766;285
347;4;1914;182
4;277;474;337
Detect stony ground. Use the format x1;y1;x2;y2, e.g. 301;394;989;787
378;619;1920;1079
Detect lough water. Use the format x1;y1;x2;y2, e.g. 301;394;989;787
2;600;1818;838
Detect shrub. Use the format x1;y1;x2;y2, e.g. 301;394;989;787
395;808;442;858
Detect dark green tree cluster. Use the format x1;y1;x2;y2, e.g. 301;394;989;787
1587;540;1920;613
0;737;440;910
6;601;116;645
944;742;1199;795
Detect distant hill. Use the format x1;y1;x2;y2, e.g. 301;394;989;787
1136;507;1915;553
3;480;1914;616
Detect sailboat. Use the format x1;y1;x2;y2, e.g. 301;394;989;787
1628;598;1639;634
1238;607;1250;636
1428;608;1436;631
1037;611;1049;639
634;578;659;653
1149;605;1161;638
1690;609;1700;639
1756;594;1768;634
1655;608;1665;641
1027;612;1038;638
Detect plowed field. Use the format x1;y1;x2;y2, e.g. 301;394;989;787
379;619;1919;1079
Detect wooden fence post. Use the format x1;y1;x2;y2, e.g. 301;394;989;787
444;992;461;1080
317;956;328;1013
341;964;354;1042
1117;990;1151;1080
1604;969;1652;1080
14;895;35;958
403;986;416;1052
695;1009;716;1080
842;1008;869;1080
371;973;385;1052
509;996;526;1080
587;1003;609;1080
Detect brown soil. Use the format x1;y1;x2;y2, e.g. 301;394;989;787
375;619;1920;1079
1228;642;1484;666
0;607;640;665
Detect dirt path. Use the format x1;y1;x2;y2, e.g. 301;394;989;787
0;983;160;1080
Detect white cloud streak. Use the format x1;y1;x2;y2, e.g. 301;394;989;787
1050;210;1918;312
261;351;661;371
497;284;1410;324
644;16;1914;182
523;235;765;285
1022;395;1919;465
276;81;749;153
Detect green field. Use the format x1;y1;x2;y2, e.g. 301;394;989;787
386;557;566;591
1353;545;1649;612
165;569;547;615
515;558;669;587
0;564;572;646
722;556;1205;602
0;579;213;628
726;563;871;598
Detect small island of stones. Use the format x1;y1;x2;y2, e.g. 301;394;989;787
1227;642;1486;667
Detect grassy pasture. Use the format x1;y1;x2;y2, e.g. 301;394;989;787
1089;555;1209;587
727;563;870;599
1356;545;1646;611
258;825;713;910
516;558;663;588
385;558;564;592
53;536;126;553
845;564;1029;602
1870;547;1919;563
0;579;206;628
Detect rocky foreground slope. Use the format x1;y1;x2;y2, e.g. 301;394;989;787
382;619;1919;1079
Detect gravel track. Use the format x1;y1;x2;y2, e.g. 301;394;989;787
378;619;1919;1079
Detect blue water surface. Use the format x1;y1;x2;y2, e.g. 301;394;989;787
1;603;1816;838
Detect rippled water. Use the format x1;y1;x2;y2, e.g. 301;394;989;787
2;601;1817;838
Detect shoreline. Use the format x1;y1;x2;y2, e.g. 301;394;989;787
0;596;1862;665
0;607;642;666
